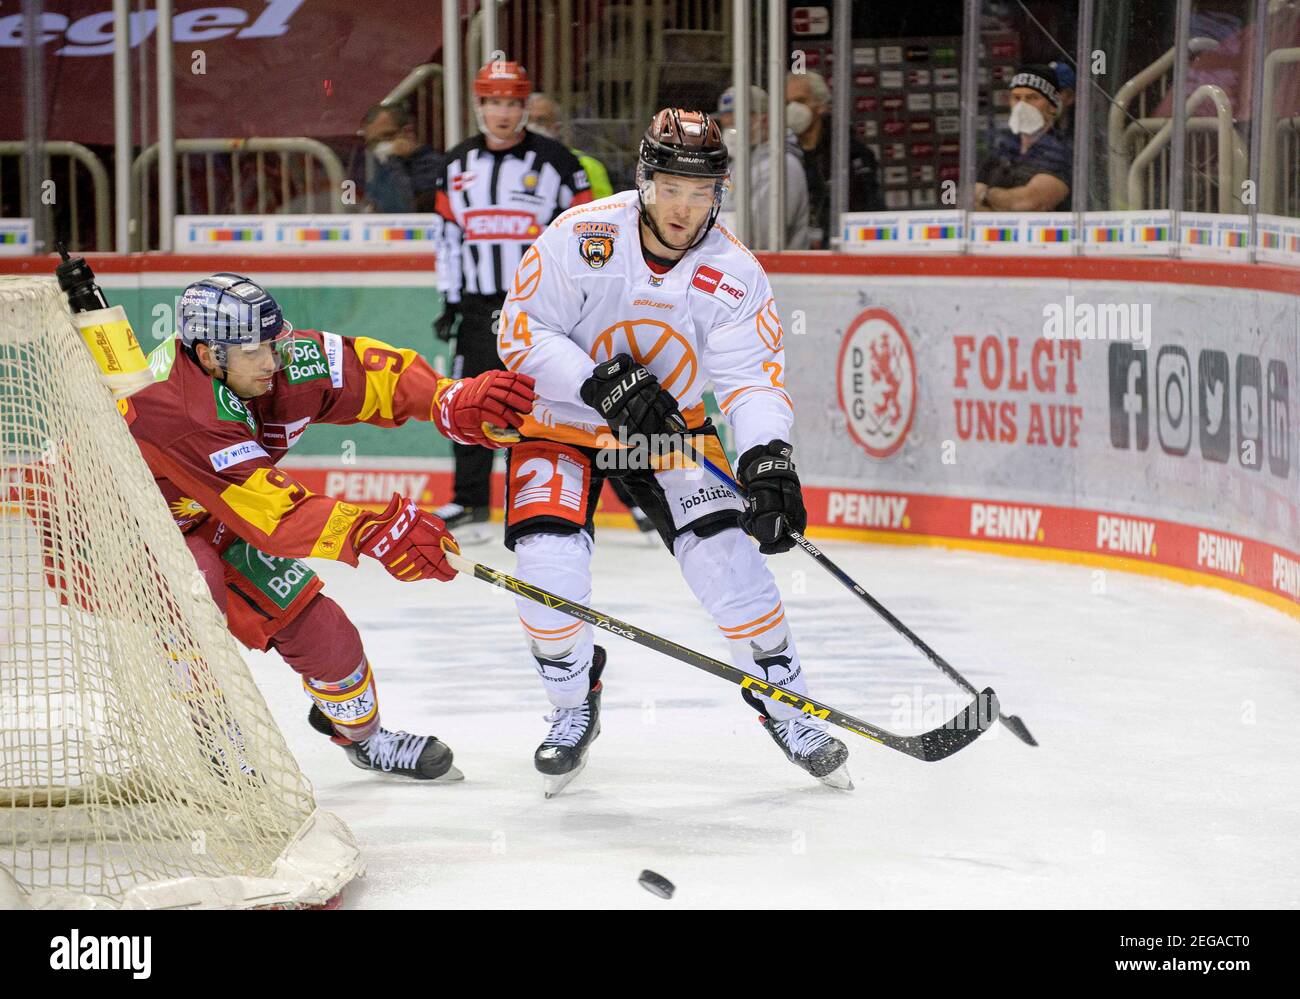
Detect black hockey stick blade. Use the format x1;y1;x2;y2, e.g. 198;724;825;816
998;712;1038;746
909;687;1001;762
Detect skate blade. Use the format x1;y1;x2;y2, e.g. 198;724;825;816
432;763;465;783
542;754;588;799
453;522;494;546
816;764;854;791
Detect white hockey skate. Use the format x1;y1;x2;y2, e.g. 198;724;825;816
535;647;605;798
742;690;854;790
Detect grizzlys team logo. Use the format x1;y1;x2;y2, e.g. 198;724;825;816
575;221;618;268
837;308;916;458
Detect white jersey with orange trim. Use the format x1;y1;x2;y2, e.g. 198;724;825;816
497;190;792;457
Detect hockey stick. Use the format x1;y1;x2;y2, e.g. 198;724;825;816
673;438;1039;748
442;547;999;762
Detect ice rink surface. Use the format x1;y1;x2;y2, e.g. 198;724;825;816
246;528;1300;909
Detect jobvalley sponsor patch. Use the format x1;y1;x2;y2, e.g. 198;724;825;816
690;264;748;309
826;490;910;529
675;483;735;517
1096;514;1157;556
209;440;269;472
970;503;1044;541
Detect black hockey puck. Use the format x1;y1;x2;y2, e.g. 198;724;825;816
638;869;675;899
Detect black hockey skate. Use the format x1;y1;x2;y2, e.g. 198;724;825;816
432;501;492;545
742;689;853;790
535;646;606;799
309;705;463;782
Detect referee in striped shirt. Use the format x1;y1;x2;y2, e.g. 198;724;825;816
433;60;592;540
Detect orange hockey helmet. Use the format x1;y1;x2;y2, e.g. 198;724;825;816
473;61;532;100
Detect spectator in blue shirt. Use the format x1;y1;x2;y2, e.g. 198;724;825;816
975;65;1073;211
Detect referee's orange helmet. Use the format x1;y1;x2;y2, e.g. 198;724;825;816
474;61;532;100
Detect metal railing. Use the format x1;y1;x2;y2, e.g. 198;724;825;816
1275;116;1300;218
0;141;111;252
131;138;345;251
1125;86;1245;213
382;64;447;152
1107;37;1220;209
1260;47;1300;214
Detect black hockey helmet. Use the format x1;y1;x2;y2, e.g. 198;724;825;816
635;108;730;251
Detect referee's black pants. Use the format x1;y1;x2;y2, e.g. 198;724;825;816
450;291;507;509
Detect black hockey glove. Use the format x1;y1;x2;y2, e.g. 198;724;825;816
737;440;807;555
433;300;462;342
580;354;685;441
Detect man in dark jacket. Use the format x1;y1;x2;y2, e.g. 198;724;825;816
360;103;443;213
786;71;882;247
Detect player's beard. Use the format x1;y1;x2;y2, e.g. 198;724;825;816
650;209;705;252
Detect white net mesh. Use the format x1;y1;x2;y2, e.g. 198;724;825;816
0;276;360;909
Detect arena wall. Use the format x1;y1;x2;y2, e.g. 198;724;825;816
3;252;1296;618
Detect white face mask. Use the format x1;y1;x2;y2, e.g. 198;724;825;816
785;100;814;135
526;122;559;140
1008;101;1047;136
721;127;740;161
371;140;396;163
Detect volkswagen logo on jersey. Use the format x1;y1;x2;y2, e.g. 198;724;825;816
575;221;618;269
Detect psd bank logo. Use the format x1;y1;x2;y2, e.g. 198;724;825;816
837;308;917;458
1108;342;1290;476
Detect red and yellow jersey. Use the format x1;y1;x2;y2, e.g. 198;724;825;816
495;190;792;456
121;330;460;564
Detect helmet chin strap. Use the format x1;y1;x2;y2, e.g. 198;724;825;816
475;102;530;137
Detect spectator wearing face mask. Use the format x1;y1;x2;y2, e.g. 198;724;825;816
716;84;810;250
975;65;1072;212
526;92;616;199
360;103;444;213
785;70;882;247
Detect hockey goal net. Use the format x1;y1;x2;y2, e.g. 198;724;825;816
0;276;361;909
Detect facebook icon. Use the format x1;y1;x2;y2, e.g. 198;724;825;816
1109;342;1148;450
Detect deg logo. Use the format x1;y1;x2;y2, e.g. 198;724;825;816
837;308;916;458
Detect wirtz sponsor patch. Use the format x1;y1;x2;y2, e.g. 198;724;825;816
209;440;269;471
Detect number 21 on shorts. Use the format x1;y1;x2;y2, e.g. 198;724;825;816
509;442;591;526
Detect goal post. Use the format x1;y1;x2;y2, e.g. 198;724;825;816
0;275;362;909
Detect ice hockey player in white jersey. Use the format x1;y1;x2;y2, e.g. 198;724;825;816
496;107;850;796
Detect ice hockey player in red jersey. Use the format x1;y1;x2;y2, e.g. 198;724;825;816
122;273;535;780
496;108;851;796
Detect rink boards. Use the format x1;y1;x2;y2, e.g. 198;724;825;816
0;251;1295;619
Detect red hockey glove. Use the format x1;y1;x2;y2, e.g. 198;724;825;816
355;494;459;582
437;370;536;447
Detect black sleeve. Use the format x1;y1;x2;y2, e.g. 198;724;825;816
847;139;882;212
